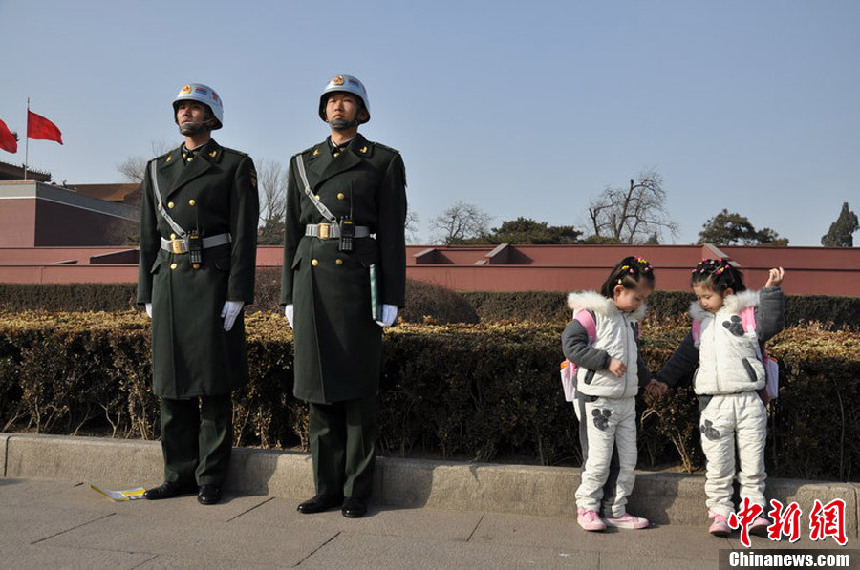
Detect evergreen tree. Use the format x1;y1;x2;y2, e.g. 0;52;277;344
698;209;788;245
821;202;859;247
486;217;582;244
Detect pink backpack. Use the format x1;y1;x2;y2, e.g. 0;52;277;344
692;305;779;403
560;310;597;402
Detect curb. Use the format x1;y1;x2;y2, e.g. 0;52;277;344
2;433;857;537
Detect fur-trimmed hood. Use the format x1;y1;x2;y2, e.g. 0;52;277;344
689;289;760;321
567;290;647;321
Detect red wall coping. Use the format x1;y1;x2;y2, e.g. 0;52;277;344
0;244;857;296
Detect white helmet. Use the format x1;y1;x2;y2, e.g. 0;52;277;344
172;83;224;130
318;74;370;124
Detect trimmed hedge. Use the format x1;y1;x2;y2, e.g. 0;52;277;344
461;290;860;330
0;284;138;313
1;279;856;329
0;311;857;482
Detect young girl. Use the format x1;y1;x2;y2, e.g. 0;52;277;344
562;256;657;532
653;259;785;537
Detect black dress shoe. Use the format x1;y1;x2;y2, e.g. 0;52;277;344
297;494;343;514
144;481;194;500
342;496;367;518
198;485;222;505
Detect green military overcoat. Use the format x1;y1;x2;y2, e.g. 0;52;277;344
138;139;259;399
281;134;407;404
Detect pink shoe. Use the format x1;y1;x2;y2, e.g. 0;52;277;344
577;507;606;532
708;510;730;537
605;513;650;530
749;516;770;537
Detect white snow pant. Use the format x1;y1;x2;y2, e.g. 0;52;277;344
574;395;636;517
698;391;768;518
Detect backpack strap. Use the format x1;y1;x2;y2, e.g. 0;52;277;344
692;319;701;346
572;309;597;345
739;305;757;335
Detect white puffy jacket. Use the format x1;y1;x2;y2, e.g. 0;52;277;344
561;291;646;399
690;290;765;394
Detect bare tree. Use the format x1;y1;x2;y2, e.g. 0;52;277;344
116;140;172;183
256;158;288;244
405;208;421;244
431;201;492;244
587;170;678;244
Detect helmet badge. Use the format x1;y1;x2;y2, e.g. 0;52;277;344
180;84;193;95
332;75;345;86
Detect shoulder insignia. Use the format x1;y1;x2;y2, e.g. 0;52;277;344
293;144;320;160
158;146;181;164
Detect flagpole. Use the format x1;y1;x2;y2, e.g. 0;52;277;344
23;97;29;181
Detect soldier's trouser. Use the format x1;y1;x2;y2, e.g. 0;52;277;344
699;391;767;518
574;396;621;517
161;394;232;487
574;395;636;517
309;395;377;499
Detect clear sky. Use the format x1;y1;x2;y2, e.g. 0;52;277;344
1;0;858;246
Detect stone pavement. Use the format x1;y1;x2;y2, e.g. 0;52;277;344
2;434;858;569
4;478;855;569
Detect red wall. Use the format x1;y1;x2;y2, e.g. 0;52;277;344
0;244;857;297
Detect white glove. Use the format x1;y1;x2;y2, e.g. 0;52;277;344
376;304;398;328
221;301;245;331
145;303;152;319
285;305;294;328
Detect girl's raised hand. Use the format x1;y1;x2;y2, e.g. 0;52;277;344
764;267;786;288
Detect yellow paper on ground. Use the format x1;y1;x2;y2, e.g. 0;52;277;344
90;483;146;501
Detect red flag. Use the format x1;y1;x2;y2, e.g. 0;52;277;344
0;119;17;153
27;110;63;144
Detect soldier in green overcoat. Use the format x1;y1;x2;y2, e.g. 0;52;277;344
138;83;259;505
281;74;407;518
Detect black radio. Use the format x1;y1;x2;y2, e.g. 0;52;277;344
188;230;203;266
339;218;355;252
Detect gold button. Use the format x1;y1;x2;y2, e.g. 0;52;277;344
167;201;174;209
165;155;172;162
209;150;217;158
314;194;321;201
311;259;319;266
337;193;345;200
170;263;178;270
170;233;176;240
189;199;196;206
192;263;200;269
335;259;343;265
333;152;340;157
